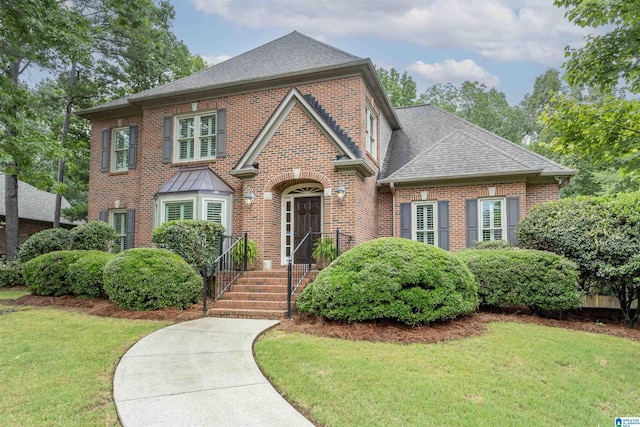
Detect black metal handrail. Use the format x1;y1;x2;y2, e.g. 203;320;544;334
202;232;247;315
287;228;313;318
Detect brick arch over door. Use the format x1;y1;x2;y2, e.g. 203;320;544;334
265;171;331;192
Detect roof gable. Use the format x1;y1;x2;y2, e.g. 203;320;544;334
380;105;576;183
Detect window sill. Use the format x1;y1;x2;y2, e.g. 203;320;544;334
170;158;223;168
108;170;129;176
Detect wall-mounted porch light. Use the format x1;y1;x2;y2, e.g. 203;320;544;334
244;189;255;207
336;182;346;203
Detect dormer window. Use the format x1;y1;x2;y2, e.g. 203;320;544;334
366;107;377;160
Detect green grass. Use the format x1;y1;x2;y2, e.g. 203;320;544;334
0;304;168;426
255;322;640;427
0;287;29;299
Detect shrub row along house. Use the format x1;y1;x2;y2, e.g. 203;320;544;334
78;31;575;269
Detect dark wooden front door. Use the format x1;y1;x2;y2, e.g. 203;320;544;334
294;197;321;264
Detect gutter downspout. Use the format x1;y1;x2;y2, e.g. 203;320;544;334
390;182;396;237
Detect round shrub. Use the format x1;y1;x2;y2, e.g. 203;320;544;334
68;251;113;298
297;238;478;325
0;260;24;287
152;220;225;267
18;228;72;262
70;221;118;251
23;250;84;296
103;248;202;311
457;249;581;314
473;239;512;250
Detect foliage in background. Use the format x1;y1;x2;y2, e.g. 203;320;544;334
472;240;512;250
70;220;117;251
23;250;84;296
457;249;581;314
67;251;113;298
103;248;202;311
18;228;73;263
152;220;225;268
517;193;640;325
298;238;478;325
0;260;23;287
375;67;421;107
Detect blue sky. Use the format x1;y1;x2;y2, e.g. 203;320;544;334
169;0;592;104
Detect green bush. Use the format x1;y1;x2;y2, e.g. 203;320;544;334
23;251;84;296
297;238;478;325
517;193;640;325
231;239;258;267
68;251;113;298
152;220;225;267
457;249;581;314
103;248;202;311
70;221;118;251
473;239;512;250
0;260;24;287
18;228;73;262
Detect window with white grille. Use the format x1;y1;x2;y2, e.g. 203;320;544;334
479;198;505;241
412;202;437;246
111;211;127;251
111;128;129;171
366;107;377;159
165;201;194;221
175;113;217;162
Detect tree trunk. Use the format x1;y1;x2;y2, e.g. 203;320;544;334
54;61;77;228
4;63;21;260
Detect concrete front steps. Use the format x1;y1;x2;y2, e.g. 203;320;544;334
207;269;317;319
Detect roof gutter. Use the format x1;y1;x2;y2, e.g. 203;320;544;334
378;169;544;185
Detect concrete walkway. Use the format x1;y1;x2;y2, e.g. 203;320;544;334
113;317;314;427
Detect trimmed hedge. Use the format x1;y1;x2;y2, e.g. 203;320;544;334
297;238;478;325
18;228;73;263
473;240;512;250
103;248;202;311
70;221;118;251
457;249;581;314
68;251;113;298
23;251;84;296
152;220;225;267
0;260;24;287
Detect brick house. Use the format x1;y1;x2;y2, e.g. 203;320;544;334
78;31;575;268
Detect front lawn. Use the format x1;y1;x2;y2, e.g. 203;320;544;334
0;288;29;300
255;322;640;427
0;297;167;426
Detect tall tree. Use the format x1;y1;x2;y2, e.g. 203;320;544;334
519;69;563;142
421;81;526;144
375;67;420;107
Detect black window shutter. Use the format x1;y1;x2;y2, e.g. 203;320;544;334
217;109;226;157
400;203;411;239
162;116;173;163
437;201;450;251
99;210;108;222
466;199;478;248
126;209;135;249
128;125;138;169
101;129;110;172
506;197;520;247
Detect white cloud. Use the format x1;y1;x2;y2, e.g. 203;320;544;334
189;0;590;66
408;59;500;87
201;54;233;66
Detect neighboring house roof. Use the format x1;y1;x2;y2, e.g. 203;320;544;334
0;174;81;225
156;166;234;196
77;31;399;127
380;105;576;183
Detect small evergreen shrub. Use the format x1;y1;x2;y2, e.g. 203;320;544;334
297;238;478;325
68;251;113;298
474;240;512;250
70;221;118;251
152;220;225;267
103;248;202;311
457;249;581;314
0;260;24;287
18;228;73;262
23;250;84;296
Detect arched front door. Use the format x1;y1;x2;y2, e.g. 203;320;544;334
281;184;323;265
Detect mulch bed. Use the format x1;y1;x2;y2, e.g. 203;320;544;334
8;290;640;343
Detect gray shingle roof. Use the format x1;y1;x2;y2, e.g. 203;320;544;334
0;174;81;225
80;31;363;115
380;105;575;182
156;166;234;195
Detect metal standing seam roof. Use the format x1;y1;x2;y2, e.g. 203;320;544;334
156;166;234;196
380;104;576;182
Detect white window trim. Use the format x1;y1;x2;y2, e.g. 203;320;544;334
411;201;438;246
159;196;197;223
111;127;129;172
280;184;324;265
110;209;127;251
365;106;377;160
478;197;507;242
174;112;218;163
202;197;227;227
